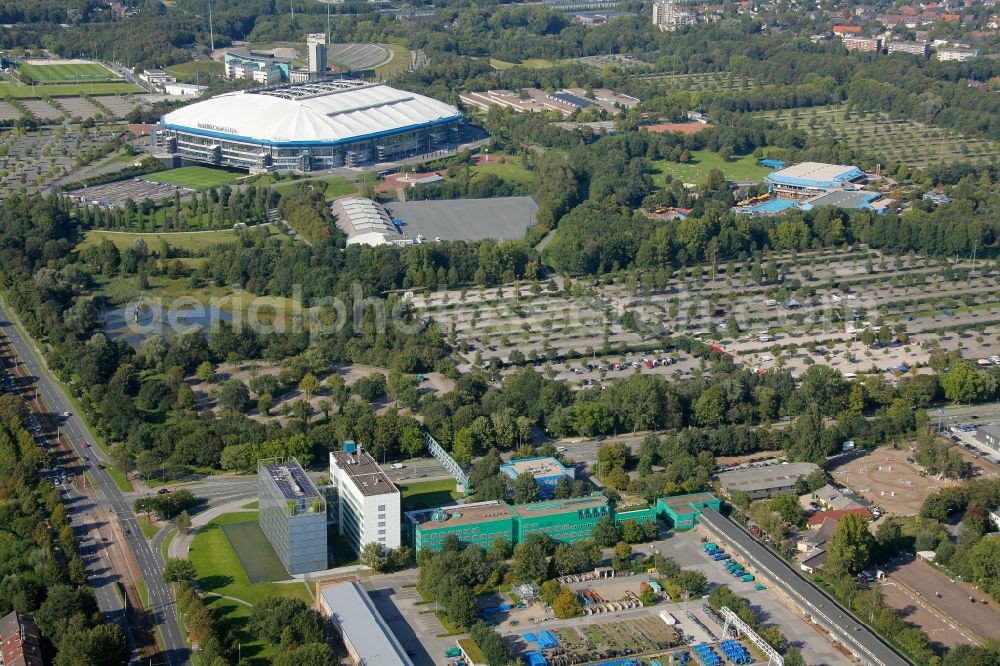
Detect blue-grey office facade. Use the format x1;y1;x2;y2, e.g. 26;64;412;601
257;458;328;574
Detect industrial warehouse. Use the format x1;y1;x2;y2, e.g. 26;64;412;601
152;79;466;172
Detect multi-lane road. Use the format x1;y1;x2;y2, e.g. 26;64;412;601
0;297;188;666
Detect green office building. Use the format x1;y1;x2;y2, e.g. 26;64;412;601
513;495;610;544
657;492;721;530
407;495;610;552
408;492;721;552
613;497;659;526
406;501;515;552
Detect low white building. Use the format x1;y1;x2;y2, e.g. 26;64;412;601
935;48;979;61
329;444;401;552
333;197;413;247
140;69;176;86
163;82;208;97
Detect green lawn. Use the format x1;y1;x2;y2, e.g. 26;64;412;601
399;479;460;511
489;58;563;70
146;166;246;189
187;512;313;664
0;81;141;98
17;62;115;83
471;158;538;190
165;60;224;81
107;464;133;493
649;150;774;186
78;228;241;253
161;529;175;561
372;44;413;79
269;174;358;198
202;595;275;665
137;515;159;540
188;511;312;607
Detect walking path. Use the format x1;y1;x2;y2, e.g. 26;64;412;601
167;497;252;559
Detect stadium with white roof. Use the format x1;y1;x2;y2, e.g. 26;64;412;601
153;79;466;172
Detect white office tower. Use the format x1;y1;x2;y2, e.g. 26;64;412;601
329;442;401;552
652;0;696;31
307;33;328;74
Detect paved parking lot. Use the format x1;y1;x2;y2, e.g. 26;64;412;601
366;572;455;666
657;529;851;666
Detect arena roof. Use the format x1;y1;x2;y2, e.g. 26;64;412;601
159;79;463;146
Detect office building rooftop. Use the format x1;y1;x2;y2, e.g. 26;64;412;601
264;459;319;500
407;500;514;529
331;449;399;497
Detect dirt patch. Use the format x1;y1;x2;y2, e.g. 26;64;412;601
643;123;711;135
830;446;954;516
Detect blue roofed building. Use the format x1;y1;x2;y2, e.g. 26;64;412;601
735;161;890;216
500;456;575;497
766;162;866;198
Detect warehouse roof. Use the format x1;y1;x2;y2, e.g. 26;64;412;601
333;197;410;246
320;581;414;666
160;79;463;145
717;462;818;493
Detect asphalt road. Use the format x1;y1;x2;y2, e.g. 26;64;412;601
0;297;189;666
0;355;133;656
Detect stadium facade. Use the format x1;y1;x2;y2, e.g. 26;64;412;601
153;79;466;173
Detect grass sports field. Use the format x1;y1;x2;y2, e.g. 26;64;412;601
490;57;566;70
650;150;774;185
471;158;538;190
268;174;358;198
147;166;245;189
373;44;413;79
0;81;141;98
17;61;115;83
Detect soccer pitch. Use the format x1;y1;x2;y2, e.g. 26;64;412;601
17;61;115;83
